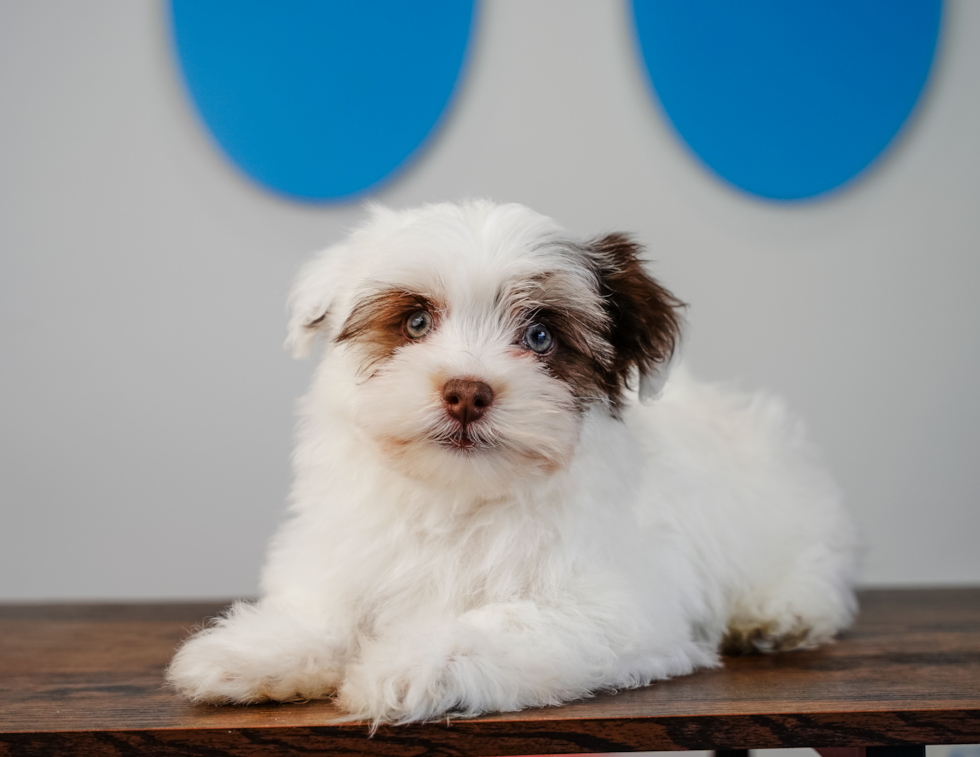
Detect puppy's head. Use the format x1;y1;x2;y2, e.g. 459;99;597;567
289;201;683;493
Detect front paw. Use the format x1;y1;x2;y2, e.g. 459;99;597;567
168;630;268;703
337;647;463;723
166;604;346;703
336;625;508;723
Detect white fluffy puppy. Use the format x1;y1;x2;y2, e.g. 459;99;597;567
168;200;859;724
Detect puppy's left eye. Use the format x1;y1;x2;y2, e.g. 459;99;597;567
404;310;434;339
522;323;555;354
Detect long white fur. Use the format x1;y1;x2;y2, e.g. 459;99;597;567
167;200;860;724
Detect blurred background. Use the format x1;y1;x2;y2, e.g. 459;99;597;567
2;0;978;602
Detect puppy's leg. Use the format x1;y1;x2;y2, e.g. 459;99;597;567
166;599;352;703
337;600;714;724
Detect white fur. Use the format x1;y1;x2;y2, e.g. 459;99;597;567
167;200;860;724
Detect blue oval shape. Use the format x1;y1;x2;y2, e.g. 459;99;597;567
631;0;941;201
170;1;476;201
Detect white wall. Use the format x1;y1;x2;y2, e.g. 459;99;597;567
2;1;978;600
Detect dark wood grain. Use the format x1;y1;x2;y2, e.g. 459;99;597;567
1;589;978;756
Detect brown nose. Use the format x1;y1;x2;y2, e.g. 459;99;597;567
442;378;494;428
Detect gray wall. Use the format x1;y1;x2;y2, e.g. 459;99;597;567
2;1;978;600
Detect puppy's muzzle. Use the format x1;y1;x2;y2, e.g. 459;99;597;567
442;378;494;429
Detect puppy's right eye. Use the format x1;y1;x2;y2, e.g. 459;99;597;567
404;310;433;339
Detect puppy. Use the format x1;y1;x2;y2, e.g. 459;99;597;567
167;200;859;724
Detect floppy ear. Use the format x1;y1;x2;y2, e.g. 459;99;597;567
286;203;402;358
285;242;352;359
588;233;685;402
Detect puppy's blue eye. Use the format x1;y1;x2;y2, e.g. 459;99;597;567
405;310;433;339
523;323;554;354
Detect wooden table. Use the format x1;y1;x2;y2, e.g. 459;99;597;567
1;588;978;756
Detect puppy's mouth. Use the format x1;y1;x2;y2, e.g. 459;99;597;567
443;430;477;450
435;427;494;452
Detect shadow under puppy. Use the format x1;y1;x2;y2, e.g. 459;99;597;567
167;200;859;724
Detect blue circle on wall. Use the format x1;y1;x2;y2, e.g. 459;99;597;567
631;1;941;201
170;1;476;201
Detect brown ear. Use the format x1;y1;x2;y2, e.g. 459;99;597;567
588;233;685;404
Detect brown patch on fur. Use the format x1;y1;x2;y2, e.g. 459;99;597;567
541;313;612;411
526;452;564;474
721;621;812;655
335;288;440;375
586;233;685;413
374;434;416;461
501;271;615;411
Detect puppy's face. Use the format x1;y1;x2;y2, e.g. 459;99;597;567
290;202;682;494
